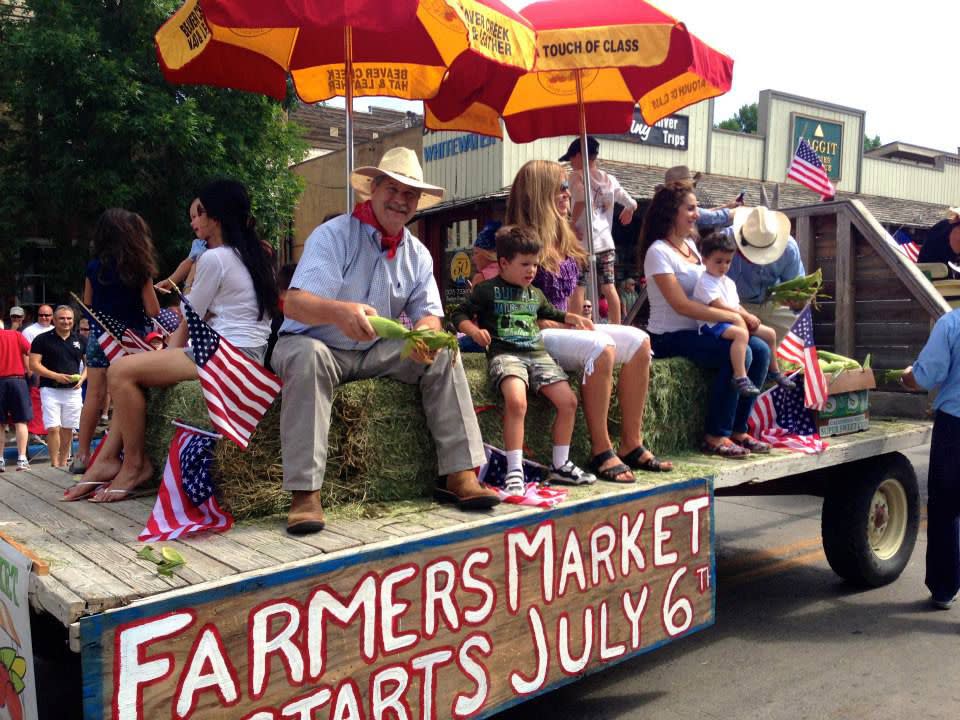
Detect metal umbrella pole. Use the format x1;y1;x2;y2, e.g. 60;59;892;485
575;69;598;323
344;26;355;209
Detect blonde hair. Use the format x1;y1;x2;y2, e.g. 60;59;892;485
505;160;586;274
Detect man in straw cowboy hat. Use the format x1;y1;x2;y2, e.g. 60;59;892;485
724;205;806;345
272;147;498;534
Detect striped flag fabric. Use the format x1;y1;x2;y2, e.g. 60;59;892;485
182;299;281;449
90;309;153;362
747;379;827;455
892;229;920;262
477;445;568;508
139;423;233;542
776;305;829;410
787;138;836;200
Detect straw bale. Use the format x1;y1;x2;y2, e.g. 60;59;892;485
143;353;710;519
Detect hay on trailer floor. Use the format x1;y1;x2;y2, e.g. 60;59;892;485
144;353;711;519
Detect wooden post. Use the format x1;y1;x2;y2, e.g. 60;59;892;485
795;214;814;272
835;211;855;356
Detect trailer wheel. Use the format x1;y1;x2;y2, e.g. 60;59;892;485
821;453;919;587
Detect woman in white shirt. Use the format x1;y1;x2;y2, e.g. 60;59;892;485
65;180;277;501
640;183;770;459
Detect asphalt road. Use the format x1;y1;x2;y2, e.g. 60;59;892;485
495;444;960;720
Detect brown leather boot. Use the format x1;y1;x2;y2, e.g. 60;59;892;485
287;490;326;535
434;470;500;510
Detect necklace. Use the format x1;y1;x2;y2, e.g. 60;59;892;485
669;237;692;258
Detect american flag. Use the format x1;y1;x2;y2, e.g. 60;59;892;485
154;308;182;334
139;423;233;542
892;229;920;262
787;139;836;200
183;299;281;449
478;444;567;508
776;305;829;410
90;309;154;362
747;378;827;454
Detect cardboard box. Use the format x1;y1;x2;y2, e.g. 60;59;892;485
817;369;876;437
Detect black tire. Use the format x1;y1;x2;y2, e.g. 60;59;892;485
821;453;919;587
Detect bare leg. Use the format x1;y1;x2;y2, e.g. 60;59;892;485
721;325;750;377
14;423;27;458
46;425;61;468
499;377;527;452
616;338;650;454
755;325;781;372
579;347;633;481
568;286;585;316
90;349;198;501
601;283;621;326
57;427;72;466
77;367;107;462
539;381;578;446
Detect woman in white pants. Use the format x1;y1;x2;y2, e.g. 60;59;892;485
503;160;673;481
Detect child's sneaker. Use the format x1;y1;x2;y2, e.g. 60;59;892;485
732;376;761;396
503;470;525;497
16;457;29;471
768;371;797;390
546;460;597;486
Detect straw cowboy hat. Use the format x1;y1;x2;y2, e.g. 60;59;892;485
350;147;444;210
664;165;702;186
731;206;792;265
945;206;960;221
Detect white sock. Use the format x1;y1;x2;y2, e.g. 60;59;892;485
553;445;570;469
17;455;26;462
505;449;523;474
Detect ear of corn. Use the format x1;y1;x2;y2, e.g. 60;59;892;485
368;315;410;339
768;269;828;308
368;315;460;364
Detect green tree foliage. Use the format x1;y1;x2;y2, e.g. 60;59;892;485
863;134;882;152
716;103;758;134
0;0;307;300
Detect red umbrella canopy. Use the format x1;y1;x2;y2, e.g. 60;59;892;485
425;0;733;142
156;0;536;103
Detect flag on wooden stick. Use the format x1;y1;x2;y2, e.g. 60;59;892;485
182;299;281;449
776;305;829;411
139;422;233;542
747;379;827;454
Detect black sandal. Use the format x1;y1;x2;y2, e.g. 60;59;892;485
588;448;635;484
619;445;674;473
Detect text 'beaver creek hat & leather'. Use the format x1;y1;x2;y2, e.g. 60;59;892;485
731;206;792;265
350;147;445;210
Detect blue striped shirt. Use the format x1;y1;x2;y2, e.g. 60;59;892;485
912;309;960;418
281;213;443;350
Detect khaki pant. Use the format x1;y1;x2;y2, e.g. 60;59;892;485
271;334;485;492
742;302;798;347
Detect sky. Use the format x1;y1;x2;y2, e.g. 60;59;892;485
332;0;960;153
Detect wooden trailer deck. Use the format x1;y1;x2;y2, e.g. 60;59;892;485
0;418;930;642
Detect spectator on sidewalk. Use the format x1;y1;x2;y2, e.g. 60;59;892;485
29;306;85;468
619;277;639;320
22;304;54;344
7;307;24;333
0;319;32;471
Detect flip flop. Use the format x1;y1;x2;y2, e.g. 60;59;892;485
61;481;108;502
88;485;154;503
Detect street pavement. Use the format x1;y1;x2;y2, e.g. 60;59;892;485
495;444;960;720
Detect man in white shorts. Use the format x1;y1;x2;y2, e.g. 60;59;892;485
29;305;85;468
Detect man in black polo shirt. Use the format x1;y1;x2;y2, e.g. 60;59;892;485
29;306;85;468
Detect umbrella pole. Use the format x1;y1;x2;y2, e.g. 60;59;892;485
575;70;598;323
345;26;355;210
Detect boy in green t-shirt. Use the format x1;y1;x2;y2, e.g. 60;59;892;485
451;225;596;495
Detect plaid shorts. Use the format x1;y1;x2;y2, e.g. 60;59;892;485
489;351;568;393
576;248;616;287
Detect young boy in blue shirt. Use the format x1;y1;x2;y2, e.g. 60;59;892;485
452;225;596;495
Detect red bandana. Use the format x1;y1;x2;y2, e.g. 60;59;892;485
353;201;403;259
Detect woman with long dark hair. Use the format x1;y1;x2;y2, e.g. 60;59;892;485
73;209;161;474
639;182;769;458
63;180;277;501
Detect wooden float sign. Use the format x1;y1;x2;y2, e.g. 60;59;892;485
81;478;714;719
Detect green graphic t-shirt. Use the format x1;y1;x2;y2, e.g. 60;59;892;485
450;276;567;357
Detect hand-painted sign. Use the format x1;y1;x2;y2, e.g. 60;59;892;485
0;539;38;720
791;114;843;181
424;134;499;162
81;479;713;719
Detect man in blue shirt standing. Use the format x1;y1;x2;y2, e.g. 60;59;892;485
903;309;960;608
273;147;498;534
725;206;806;345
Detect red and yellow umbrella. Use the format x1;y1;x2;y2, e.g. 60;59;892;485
426;0;733;141
156;0;536;204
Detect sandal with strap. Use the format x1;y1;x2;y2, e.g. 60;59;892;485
767;371;797;390
731;435;771;453
619;446;674;473
588;448;635;484
700;439;751;459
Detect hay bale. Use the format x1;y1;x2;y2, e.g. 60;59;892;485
144;352;711;519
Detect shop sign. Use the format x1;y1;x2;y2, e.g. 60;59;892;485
791;114;843;181
445;249;473;308
0;538;38;720
602;111;689;150
424;134;499;162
